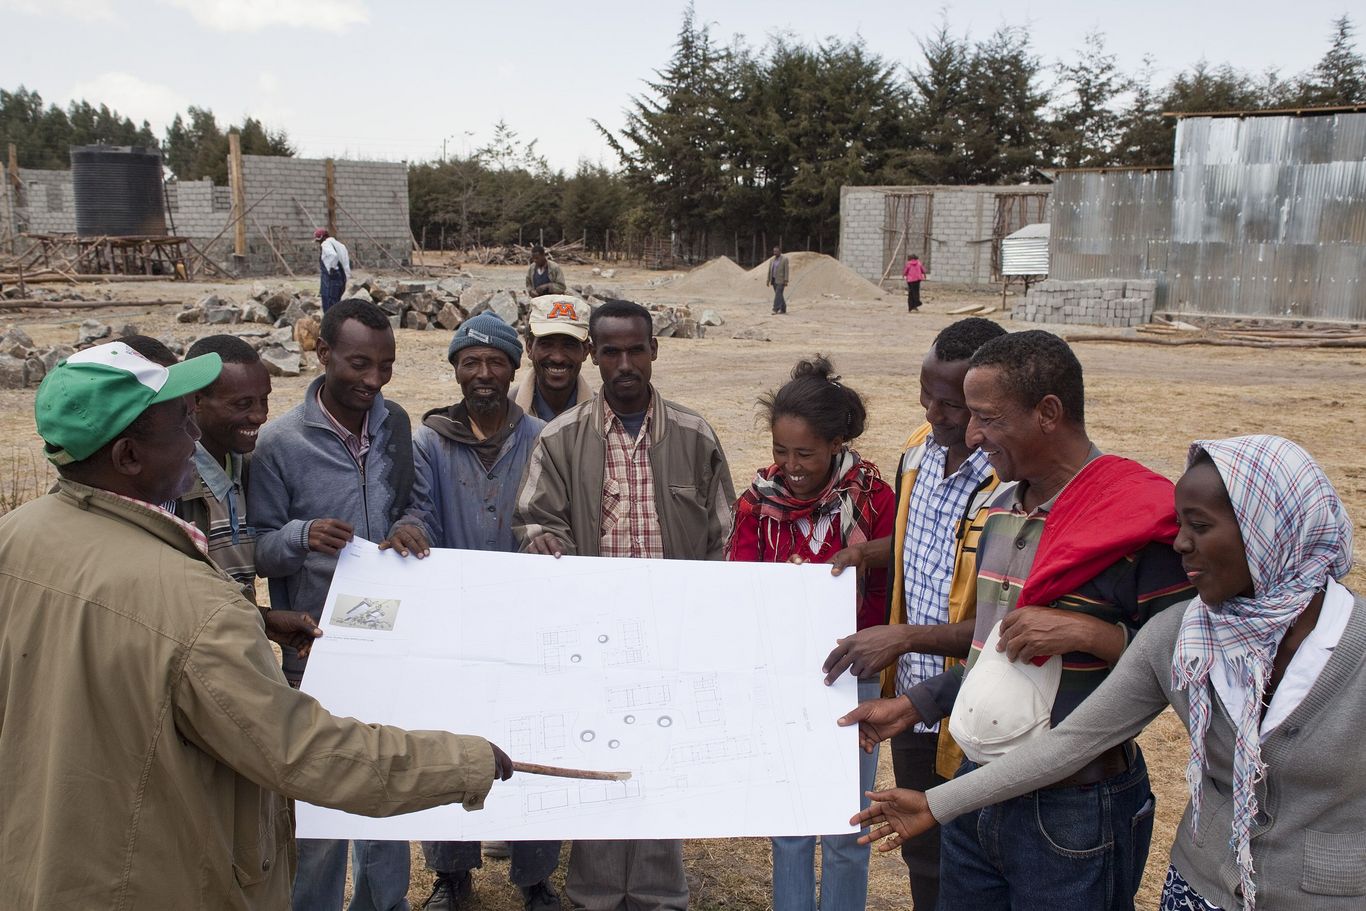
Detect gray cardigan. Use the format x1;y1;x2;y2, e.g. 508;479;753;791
926;591;1366;908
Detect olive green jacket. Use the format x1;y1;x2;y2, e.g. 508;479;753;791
0;481;495;910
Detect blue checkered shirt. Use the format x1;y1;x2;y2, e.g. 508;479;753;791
897;442;993;732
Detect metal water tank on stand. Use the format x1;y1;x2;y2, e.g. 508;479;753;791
70;146;167;237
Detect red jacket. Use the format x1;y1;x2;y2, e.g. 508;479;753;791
727;478;897;631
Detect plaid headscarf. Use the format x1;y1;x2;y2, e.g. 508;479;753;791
1171;435;1354;911
728;448;882;559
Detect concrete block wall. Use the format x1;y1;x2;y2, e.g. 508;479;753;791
164;179;229;238
4;167;78;234
839;185;1052;288
837;188;886;283
1014;278;1157;326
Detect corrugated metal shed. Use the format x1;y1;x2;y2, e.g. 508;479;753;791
1049;168;1172;297
1001;222;1050;275
1167;112;1366;321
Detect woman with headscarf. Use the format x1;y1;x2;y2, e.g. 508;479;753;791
727;355;896;911
845;435;1361;911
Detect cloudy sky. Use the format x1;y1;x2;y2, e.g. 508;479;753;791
3;0;1358;171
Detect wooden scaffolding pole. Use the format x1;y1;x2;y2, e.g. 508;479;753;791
228;133;247;265
324;158;337;237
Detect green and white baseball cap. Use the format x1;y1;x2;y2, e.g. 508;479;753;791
35;341;222;466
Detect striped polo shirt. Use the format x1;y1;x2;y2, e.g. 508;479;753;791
907;450;1192;729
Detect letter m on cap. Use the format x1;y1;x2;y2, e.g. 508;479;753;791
548;301;579;320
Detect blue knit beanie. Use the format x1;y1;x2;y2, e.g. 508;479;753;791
448;311;522;367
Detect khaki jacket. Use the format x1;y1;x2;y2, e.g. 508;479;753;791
525;260;567;296
766;254;789;286
0;481;495;910
514;386;735;559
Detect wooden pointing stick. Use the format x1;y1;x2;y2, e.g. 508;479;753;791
512;761;632;782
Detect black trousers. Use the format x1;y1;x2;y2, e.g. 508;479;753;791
907;281;922;310
891;730;948;909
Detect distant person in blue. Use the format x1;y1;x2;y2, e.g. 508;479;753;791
315;228;351;313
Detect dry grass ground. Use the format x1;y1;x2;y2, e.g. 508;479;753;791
2;261;1363;910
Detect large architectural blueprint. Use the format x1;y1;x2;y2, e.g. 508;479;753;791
295;539;862;840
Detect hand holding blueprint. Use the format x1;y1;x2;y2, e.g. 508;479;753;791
296;539;861;840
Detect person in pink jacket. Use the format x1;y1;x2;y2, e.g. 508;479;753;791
903;254;926;312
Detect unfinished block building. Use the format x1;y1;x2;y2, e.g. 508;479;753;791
2;144;411;276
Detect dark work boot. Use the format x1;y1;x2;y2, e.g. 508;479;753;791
424;870;473;910
519;879;564;911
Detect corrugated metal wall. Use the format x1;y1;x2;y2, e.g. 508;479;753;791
1049;169;1172;299
1167;113;1366;320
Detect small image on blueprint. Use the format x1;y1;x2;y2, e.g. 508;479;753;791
330;594;401;631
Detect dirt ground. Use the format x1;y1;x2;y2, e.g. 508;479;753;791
2;259;1363;910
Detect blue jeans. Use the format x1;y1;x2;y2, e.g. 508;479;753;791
939;748;1155;911
772;677;881;911
292;838;411;911
422;840;562;887
320;266;347;313
772;283;787;313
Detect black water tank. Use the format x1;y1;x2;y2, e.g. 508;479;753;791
70;145;168;237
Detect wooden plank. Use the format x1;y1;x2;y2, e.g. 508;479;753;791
947;304;986;315
228;133;247;260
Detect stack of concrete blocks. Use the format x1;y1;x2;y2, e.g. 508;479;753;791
838;185;1053;288
1014;279;1157;327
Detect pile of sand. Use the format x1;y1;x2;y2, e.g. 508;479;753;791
671;255;749;295
747;252;886;300
673;251;885;301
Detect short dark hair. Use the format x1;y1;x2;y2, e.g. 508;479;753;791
589;299;653;341
933;317;1007;363
186;334;260;365
969;330;1085;425
121;335;178;367
531;244;546;255
320;298;392;347
759;355;867;443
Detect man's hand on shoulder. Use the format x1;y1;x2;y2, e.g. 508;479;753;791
307;518;354;555
378;524;431;559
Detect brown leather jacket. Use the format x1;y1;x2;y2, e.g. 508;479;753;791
0;481;495;909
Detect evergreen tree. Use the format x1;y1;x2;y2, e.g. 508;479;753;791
960;27;1050;183
1050;31;1126;168
904;20;971;183
1295;15;1366;104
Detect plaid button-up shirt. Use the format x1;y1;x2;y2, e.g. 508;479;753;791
600;402;664;559
897;442;993;731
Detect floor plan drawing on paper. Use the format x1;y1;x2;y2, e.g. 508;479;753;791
296;541;862;841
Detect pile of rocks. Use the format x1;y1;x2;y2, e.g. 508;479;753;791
0;326;74;388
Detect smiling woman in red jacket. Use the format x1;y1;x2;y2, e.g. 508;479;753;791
726;355;895;911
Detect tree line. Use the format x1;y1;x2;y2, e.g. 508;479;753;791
0;88;294;183
3;9;1363;261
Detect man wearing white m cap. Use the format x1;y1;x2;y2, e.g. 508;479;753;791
513;294;592;422
0;341;512;908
